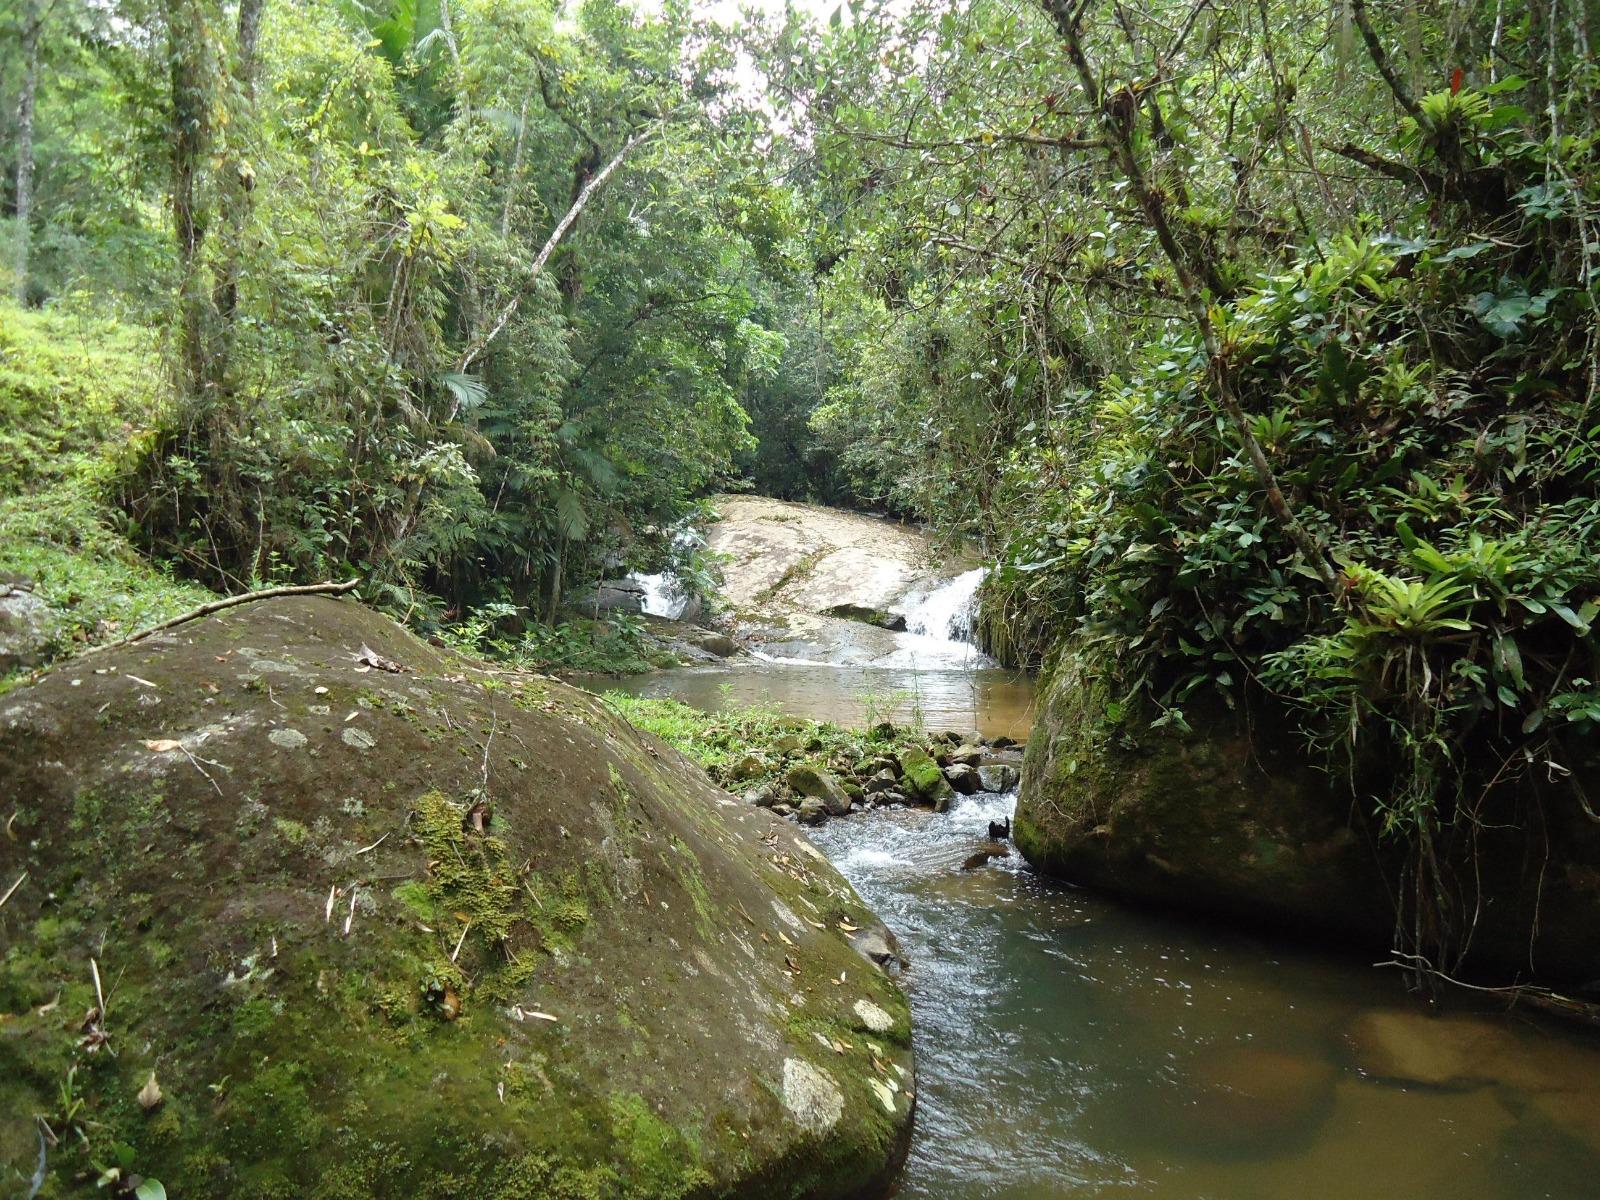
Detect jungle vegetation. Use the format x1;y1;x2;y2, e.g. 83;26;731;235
3;0;1598;971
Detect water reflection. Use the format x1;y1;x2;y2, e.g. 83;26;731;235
809;792;1600;1200
593;660;1038;741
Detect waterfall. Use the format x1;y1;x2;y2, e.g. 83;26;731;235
631;570;690;619
872;568;993;669
898;567;986;644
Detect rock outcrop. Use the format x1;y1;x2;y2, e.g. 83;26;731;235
1014;642;1600;984
0;597;914;1199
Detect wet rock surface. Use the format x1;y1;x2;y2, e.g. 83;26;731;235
0;597;914;1200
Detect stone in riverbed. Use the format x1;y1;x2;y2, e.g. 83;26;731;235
944;763;982;794
863;768;898;795
797;797;828;825
899;746;955;808
744;783;778;807
961;842;1012;871
946;744;984;768
787;763;853;816
977;764;1020;793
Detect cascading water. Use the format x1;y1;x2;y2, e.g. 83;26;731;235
870;567;994;669
630;570;690;619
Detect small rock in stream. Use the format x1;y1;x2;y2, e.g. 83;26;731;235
961;842;1012;871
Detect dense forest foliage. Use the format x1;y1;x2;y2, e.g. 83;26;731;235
4;0;1598;971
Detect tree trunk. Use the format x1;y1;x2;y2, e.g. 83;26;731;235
166;0;214;405
13;0;40;304
1041;0;1345;603
212;0;264;351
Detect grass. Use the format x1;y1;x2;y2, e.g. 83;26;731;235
601;692;921;794
0;302;211;676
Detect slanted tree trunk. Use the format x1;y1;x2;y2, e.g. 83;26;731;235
13;0;40;304
1041;0;1345;603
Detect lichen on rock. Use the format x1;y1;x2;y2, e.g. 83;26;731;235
0;596;914;1199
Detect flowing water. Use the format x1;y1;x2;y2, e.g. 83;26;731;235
810;792;1600;1199
599;545;1600;1197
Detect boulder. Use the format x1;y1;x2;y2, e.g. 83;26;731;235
730;751;768;781
797;797;829;825
823;603;908;632
976;764;1019;793
0;580;56;674
744;784;778;808
787;764;853;817
898;747;955;809
582;577;647;615
863;769;898;795
0;597;914;1199
943;763;982;794
677;627;738;658
946;744;983;768
1015;641;1600;984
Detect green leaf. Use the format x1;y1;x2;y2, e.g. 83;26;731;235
135;1183;168;1200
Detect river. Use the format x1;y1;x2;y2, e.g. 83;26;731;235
601;509;1600;1197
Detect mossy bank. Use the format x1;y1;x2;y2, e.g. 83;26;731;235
0;597;914;1198
1015;642;1600;987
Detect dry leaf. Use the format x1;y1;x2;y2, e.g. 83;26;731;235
143;739;183;753
138;1072;164;1111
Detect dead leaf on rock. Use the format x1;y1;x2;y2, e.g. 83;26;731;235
138;1072;164;1111
353;644;404;673
142;739;183;753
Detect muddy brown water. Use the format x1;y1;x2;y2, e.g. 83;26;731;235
589;657;1600;1198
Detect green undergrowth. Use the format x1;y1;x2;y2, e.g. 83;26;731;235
0;302;212;673
438;608;681;676
601;693;927;795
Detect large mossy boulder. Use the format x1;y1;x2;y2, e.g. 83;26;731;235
1015;644;1600;984
0;597;914;1199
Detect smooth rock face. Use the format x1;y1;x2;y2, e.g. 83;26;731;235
0;597;914;1200
1015;641;1600;983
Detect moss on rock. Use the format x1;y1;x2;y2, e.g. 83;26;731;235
1016;640;1600;984
0;596;914;1198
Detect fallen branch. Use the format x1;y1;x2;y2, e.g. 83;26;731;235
455;125;656;375
0;870;26;910
77;579;361;658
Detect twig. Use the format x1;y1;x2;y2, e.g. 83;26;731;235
353;832;390;856
90;957;106;1019
76;580;361;659
0;870;26;910
450;921;472;964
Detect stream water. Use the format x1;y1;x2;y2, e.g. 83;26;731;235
602;561;1600;1196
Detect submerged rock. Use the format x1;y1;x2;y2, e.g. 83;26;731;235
1164;1046;1336;1153
0;596;914;1200
960;842;1012;871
